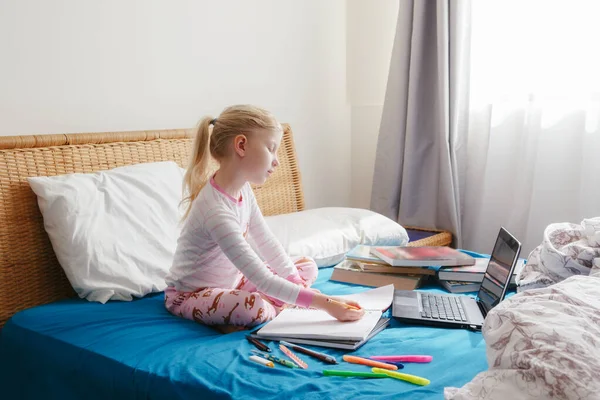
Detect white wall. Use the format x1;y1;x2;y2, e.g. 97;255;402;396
347;0;399;209
0;0;350;209
0;1;399;209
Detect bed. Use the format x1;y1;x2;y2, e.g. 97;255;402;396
0;125;485;400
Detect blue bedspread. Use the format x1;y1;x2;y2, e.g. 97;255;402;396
0;268;488;400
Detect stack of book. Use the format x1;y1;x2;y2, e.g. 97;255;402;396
330;245;477;291
329;245;523;294
437;257;526;293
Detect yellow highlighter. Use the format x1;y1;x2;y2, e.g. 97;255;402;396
371;367;430;386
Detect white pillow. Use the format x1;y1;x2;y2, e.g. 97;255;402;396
264;207;408;267
28;162;184;303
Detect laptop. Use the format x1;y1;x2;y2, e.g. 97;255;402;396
392;227;521;331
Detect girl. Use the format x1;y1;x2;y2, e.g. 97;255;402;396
165;105;364;332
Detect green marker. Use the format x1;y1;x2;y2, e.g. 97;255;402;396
251;350;297;368
323;370;389;378
372;368;430;386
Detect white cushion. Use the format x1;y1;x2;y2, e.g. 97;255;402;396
264;207;409;267
28;162;184;303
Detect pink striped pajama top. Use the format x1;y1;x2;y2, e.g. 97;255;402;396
165;177;314;308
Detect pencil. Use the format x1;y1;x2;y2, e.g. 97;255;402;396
279;341;337;364
326;298;361;310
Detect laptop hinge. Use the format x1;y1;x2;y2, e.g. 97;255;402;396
476;300;487;318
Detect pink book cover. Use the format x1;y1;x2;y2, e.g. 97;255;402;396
371;246;476;267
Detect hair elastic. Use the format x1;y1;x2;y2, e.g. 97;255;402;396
210;118;218;125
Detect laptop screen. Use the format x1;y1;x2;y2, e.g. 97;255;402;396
476;227;521;315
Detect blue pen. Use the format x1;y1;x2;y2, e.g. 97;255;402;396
388;362;404;369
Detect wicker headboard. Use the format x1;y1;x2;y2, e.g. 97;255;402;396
0;124;304;327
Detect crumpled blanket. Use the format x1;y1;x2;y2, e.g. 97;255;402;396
444;275;600;400
444;217;600;399
517;217;600;289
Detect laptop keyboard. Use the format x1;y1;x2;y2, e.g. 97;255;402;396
420;294;467;322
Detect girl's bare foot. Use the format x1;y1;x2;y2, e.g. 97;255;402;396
258;292;289;313
214;325;247;334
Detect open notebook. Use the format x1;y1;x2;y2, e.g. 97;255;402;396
253;285;394;350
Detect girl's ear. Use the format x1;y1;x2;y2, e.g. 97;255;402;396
233;134;247;157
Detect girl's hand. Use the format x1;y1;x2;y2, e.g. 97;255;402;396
310;294;364;322
330;297;361;310
325;298;364;322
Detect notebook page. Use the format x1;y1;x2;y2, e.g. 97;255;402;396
256;285;394;341
256;309;383;341
334;284;394;311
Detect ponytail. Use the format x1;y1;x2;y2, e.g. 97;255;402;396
182;117;213;220
181;105;281;220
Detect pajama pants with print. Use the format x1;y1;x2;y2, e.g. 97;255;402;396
164;257;318;328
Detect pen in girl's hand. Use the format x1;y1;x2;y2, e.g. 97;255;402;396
326;298;361;311
246;335;271;352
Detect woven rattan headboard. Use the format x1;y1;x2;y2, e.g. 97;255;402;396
0;123;304;327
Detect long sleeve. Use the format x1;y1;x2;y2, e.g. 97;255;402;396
204;205;310;306
247;191;300;280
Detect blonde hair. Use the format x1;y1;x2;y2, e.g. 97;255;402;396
182;104;281;219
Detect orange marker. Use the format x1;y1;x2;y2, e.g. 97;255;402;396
343;355;398;370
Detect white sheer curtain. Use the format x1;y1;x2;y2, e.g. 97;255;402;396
462;0;600;256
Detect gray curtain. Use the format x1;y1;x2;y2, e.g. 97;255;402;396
370;0;471;247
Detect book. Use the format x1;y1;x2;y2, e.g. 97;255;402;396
330;260;425;290
437;258;526;284
371;246;476;267
255;285;394;349
251;318;390;351
358;261;436;276
346;245;437;275
346;245;389;264
439;280;481;293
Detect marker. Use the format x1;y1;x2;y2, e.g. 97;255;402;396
342;355;398;370
322;370;388;378
279;344;308;369
246;335;271;352
249;355;274;368
369;355;432;363
372;368;430;386
251;350;297;369
326;297;361;310
279;341;338;364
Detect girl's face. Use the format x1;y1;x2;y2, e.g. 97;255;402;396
243;128;282;185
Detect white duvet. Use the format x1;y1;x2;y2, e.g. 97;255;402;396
445;217;600;400
445;275;600;399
